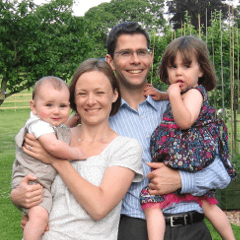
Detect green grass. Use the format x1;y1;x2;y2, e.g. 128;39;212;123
0;102;240;239
0;109;30;239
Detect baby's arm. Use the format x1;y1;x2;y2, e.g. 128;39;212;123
38;133;86;160
168;83;203;129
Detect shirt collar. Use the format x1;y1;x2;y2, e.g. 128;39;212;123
120;96;159;111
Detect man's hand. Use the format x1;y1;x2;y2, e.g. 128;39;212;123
11;174;43;209
147;162;181;195
65;113;81;128
143;83;168;101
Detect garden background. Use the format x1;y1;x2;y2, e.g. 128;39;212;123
1;0;240;239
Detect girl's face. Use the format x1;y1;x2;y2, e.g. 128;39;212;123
167;51;203;91
74;71;118;126
30;83;70;126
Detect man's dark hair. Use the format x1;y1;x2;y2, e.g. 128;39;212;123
106;22;150;58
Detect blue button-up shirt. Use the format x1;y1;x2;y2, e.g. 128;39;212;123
109;96;231;219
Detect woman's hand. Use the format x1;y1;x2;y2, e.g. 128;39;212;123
11;174;43;208
23;133;57;165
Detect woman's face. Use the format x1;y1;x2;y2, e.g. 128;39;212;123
74;71;118;126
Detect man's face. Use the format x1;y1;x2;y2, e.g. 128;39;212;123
106;34;153;90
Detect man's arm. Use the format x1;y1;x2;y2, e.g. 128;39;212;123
147;157;231;196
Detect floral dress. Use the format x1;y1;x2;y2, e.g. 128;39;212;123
140;85;236;210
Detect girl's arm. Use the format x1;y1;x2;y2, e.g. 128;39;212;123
38;133;86;160
168;83;203;129
22;134;141;221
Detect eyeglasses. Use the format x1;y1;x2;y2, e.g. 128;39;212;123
114;49;151;58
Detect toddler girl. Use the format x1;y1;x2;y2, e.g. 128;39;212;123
140;36;236;240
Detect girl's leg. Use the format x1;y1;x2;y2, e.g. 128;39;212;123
23;206;49;240
144;208;165;240
202;200;235;240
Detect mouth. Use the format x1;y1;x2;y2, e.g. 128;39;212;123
177;80;183;83
86;108;100;113
127;70;143;74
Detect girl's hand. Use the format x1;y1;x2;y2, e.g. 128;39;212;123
23;133;57;165
167;82;182;98
143;83;167;101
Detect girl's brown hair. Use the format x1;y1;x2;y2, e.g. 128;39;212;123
69;58;121;116
158;35;216;91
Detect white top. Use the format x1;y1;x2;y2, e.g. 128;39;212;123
41;136;143;240
26;112;55;138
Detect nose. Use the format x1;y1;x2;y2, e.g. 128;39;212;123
53;106;60;114
87;93;96;105
176;66;182;75
130;51;141;64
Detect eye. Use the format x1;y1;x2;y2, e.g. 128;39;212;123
97;91;104;95
121;50;131;57
60;104;68;108
185;63;191;68
46;103;52;107
137;49;149;57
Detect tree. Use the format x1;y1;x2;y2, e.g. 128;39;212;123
166;0;229;30
84;0;166;35
0;0;94;106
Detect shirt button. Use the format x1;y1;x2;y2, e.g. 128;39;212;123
45;165;48;168
147;135;150;138
141;116;144;118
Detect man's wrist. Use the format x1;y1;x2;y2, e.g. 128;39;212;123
178;170;194;194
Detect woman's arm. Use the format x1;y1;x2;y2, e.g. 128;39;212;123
53;160;135;220
23;134;141;221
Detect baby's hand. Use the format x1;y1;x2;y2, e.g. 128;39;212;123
143;83;163;101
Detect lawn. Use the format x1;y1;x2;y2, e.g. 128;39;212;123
0;107;239;239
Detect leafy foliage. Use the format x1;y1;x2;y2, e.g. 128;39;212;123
0;0;94;105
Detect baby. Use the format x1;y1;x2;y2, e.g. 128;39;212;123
11;76;86;240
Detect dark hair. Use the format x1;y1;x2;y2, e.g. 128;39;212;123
106;21;150;58
69;58;121;116
32;76;69;100
158;35;216;91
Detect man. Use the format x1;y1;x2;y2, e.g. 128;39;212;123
105;22;231;240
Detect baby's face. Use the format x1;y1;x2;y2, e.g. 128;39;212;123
31;83;70;126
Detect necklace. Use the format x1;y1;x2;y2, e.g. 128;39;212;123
78;135;109;142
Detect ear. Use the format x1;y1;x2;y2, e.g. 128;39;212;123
30;100;37;115
105;54;116;71
112;89;119;103
198;68;204;78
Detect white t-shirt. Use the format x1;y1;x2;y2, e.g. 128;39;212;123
41;136;143;240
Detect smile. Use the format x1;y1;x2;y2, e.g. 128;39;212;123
128;70;143;74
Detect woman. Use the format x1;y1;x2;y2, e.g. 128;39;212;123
11;58;143;240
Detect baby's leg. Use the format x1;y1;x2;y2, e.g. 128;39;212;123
144;207;165;240
23;206;48;240
202;200;235;240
